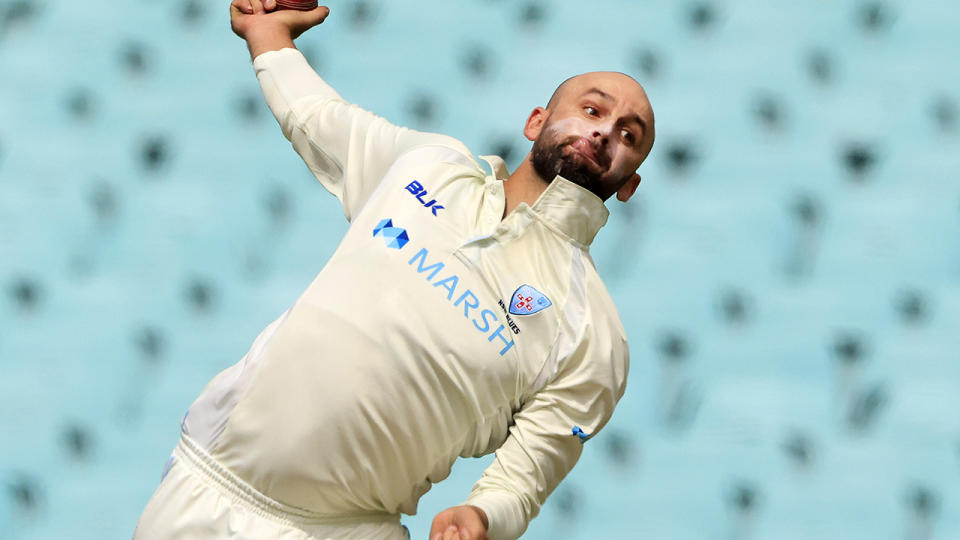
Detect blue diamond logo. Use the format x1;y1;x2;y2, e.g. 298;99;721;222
373;218;410;249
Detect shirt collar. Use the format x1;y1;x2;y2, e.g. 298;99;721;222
478;155;610;247
479;155;510;181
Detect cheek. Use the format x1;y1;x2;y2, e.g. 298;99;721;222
607;154;636;180
544;117;594;138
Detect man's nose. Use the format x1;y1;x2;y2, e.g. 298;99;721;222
591;128;610;145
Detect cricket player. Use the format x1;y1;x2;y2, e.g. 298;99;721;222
134;2;655;539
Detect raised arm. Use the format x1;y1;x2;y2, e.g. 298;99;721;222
229;1;475;221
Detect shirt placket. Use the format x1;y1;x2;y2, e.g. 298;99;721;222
482;179;505;231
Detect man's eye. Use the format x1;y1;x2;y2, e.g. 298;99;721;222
584;106;598;116
621;129;634;143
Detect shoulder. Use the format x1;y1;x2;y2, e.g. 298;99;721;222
400;131;484;172
578;253;630;387
569;251;627;344
584;258;626;335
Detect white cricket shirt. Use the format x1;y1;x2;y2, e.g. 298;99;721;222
181;48;629;540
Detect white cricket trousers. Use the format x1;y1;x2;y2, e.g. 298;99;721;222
134;435;411;540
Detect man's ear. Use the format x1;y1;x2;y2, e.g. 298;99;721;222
523;107;547;142
616;173;642;202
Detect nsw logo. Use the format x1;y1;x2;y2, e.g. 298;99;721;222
373;218;410;249
509;285;552;315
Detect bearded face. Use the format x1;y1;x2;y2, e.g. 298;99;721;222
524;73;655;203
530;118;616;200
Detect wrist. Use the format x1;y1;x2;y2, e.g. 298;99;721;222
466;505;489;530
244;24;295;60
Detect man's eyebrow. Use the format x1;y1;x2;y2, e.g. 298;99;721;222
583;87;614;102
627;112;648;134
583;87;648;133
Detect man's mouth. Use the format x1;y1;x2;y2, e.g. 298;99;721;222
567;137;605;169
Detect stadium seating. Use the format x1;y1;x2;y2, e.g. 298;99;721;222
1;0;957;538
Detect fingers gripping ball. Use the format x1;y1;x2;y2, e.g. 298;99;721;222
275;0;318;10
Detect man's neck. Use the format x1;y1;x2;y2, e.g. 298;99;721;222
502;156;550;219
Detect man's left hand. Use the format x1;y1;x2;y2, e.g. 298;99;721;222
429;505;489;540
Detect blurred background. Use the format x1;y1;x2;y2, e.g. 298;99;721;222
1;0;958;538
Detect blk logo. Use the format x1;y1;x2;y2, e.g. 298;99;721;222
405;180;444;216
373;218;410;249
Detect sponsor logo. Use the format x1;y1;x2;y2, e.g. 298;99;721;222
572;425;591;444
404;180;445;216
509;285;552;315
407;247;515;356
373;218;410;249
372;217;514;356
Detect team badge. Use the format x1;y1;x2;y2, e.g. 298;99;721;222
509;285;552;315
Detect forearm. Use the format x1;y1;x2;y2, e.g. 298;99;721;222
245;25;295;62
252;47;341;132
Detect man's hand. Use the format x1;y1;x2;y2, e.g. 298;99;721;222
229;0;330;60
429;505;489;540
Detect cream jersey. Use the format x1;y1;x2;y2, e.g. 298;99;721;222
180;48;629;540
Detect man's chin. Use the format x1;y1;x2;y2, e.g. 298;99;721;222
557;166;601;192
556;156;602;183
532;141;604;192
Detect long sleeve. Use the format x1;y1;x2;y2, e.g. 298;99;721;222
464;311;629;540
252;48;472;221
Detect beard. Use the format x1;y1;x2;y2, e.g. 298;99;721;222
530;131;608;198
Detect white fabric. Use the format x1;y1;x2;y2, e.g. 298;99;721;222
171;48;629;540
134;435;409;540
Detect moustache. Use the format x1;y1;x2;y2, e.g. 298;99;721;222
558;136;610;170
